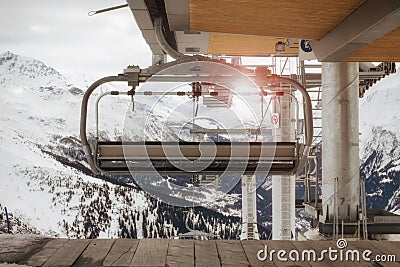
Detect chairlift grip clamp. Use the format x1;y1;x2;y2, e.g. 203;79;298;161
124;65;140;88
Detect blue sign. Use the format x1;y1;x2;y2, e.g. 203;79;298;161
300;40;313;53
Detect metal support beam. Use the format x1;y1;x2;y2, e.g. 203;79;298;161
321;62;360;223
164;0;189;31
272;175;295;240
152;54;167;65
240;175;259;240
126;0;165;55
272;92;296;240
310;0;400;62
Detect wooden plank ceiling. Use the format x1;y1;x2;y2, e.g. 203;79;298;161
189;0;366;39
343;27;400;62
208;34;298;55
188;0;400;61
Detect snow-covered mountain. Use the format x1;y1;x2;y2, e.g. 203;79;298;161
359;70;400;214
360;127;400;213
0;51;68;90
360;68;400;156
0;51;398;239
0;51;271;238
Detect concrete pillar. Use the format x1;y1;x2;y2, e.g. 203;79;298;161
321;62;360;223
272;92;296;240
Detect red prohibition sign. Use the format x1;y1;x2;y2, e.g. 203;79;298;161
271;115;279;125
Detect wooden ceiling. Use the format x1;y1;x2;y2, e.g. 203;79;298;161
189;0;366;40
343;27;400;62
208;34;298;55
187;0;400;61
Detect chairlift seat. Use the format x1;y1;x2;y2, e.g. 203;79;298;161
96;141;298;175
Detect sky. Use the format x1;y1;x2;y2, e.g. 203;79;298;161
0;0;152;78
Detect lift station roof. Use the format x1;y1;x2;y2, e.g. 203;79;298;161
126;0;400;62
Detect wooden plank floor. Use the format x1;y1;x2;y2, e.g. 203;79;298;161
0;236;399;266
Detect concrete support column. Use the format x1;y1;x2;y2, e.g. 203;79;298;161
272;92;296;240
321;62;360;223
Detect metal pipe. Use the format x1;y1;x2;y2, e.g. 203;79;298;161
305;162;309;203
99;91;287;96
286;93;300;138
361;176;368;239
88;4;128;16
280;57;289;76
154;17;184;59
315;156;319;207
95;92;112;139
300;60;307;88
80;75;131;174
4;207;10;234
95;91;130;139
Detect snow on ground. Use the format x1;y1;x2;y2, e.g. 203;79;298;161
0;125;150;236
0;52;154;236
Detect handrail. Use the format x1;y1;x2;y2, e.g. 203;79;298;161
95;92;112;139
80;75;131;174
95;91;130;139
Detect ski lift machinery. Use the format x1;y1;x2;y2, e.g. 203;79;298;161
80;55;313;178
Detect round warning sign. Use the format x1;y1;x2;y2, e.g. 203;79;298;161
271;113;280;128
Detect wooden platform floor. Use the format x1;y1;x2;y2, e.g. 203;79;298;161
0;236;399;266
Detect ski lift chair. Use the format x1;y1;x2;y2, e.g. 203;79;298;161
80;56;313;177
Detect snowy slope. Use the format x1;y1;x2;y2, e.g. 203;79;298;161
0;51;151;236
359;68;400;214
0;51;269;238
360;68;400;158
